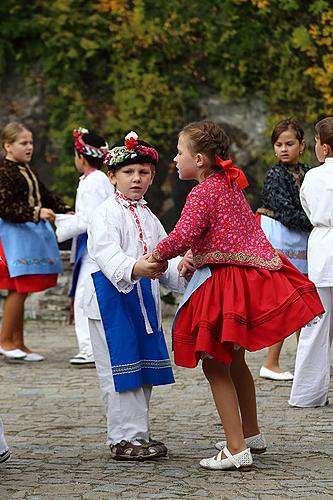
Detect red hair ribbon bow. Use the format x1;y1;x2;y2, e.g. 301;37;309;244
215;155;249;190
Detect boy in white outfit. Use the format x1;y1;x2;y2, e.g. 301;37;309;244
289;117;333;407
55;128;113;365
84;132;187;460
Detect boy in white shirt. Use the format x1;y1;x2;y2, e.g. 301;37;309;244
55;128;113;365
289;117;333;407
85;132;187;460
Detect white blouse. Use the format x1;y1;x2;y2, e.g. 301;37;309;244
300;157;333;286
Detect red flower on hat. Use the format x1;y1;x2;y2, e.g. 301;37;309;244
125;131;138;150
125;137;138;150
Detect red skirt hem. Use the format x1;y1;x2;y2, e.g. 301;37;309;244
0;274;57;293
173;255;324;368
0;240;57;293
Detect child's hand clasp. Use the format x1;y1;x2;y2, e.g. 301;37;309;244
178;250;195;278
132;254;168;280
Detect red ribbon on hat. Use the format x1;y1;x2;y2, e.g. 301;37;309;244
215;155;249;190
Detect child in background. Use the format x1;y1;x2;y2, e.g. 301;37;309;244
55;128;113;365
0;122;71;362
257;119;312;381
150;120;324;471
289;117;333;407
0;416;10;464
84;132;186;460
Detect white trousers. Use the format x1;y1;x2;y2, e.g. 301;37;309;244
289;287;333;407
88;318;152;445
73;253;94;354
0;416;9;453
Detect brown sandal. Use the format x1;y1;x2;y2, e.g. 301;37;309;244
110;439;168;461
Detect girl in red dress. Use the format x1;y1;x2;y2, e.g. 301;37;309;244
150;120;324;471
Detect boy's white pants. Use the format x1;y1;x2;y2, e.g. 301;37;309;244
73;253;94;355
0;416;9;453
88;318;152;445
289;287;333;407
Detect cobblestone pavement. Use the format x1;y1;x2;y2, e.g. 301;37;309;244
0;319;332;499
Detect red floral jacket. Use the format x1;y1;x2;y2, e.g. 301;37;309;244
155;173;282;270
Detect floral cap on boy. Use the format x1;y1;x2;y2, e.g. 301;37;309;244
104;131;159;170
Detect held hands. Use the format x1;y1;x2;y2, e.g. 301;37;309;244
177;250;195;278
132;254;168;281
40;208;56;224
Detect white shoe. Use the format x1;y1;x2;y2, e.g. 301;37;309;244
259;366;294;381
69;351;95;365
23;352;44;362
200;447;253;470
0;346;26;359
215;433;266;453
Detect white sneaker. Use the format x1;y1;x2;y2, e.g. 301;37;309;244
259;366;293;381
200;447;253;470
215;433;266;453
69;351;95;365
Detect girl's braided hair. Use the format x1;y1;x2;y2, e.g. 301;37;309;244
180;120;230;163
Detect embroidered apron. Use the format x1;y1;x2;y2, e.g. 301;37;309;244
92;270;174;392
0;219;63;277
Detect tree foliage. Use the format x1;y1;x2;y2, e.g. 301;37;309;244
0;0;332;200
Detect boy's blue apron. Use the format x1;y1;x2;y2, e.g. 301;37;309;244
92;271;175;392
69;232;87;298
0;219;63;277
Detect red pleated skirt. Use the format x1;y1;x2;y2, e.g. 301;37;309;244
0;240;57;293
173;254;324;368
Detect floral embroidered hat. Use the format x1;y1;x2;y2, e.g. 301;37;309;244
104;131;159;171
73;127;109;159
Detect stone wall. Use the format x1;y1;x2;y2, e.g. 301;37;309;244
0;251;179;321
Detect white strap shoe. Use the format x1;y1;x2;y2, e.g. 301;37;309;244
200;446;253;470
215;433;266;453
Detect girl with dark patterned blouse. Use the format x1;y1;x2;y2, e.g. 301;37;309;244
256;119;312;381
0;122;71;362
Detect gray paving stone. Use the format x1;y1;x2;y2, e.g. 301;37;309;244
0;319;332;499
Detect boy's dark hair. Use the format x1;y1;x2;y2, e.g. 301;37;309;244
314;117;333;151
77;132;108;169
271;118;305;146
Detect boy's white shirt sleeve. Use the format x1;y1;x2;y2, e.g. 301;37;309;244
56;172;113;242
159;257;186;293
87;205;138;293
299;171;318;223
